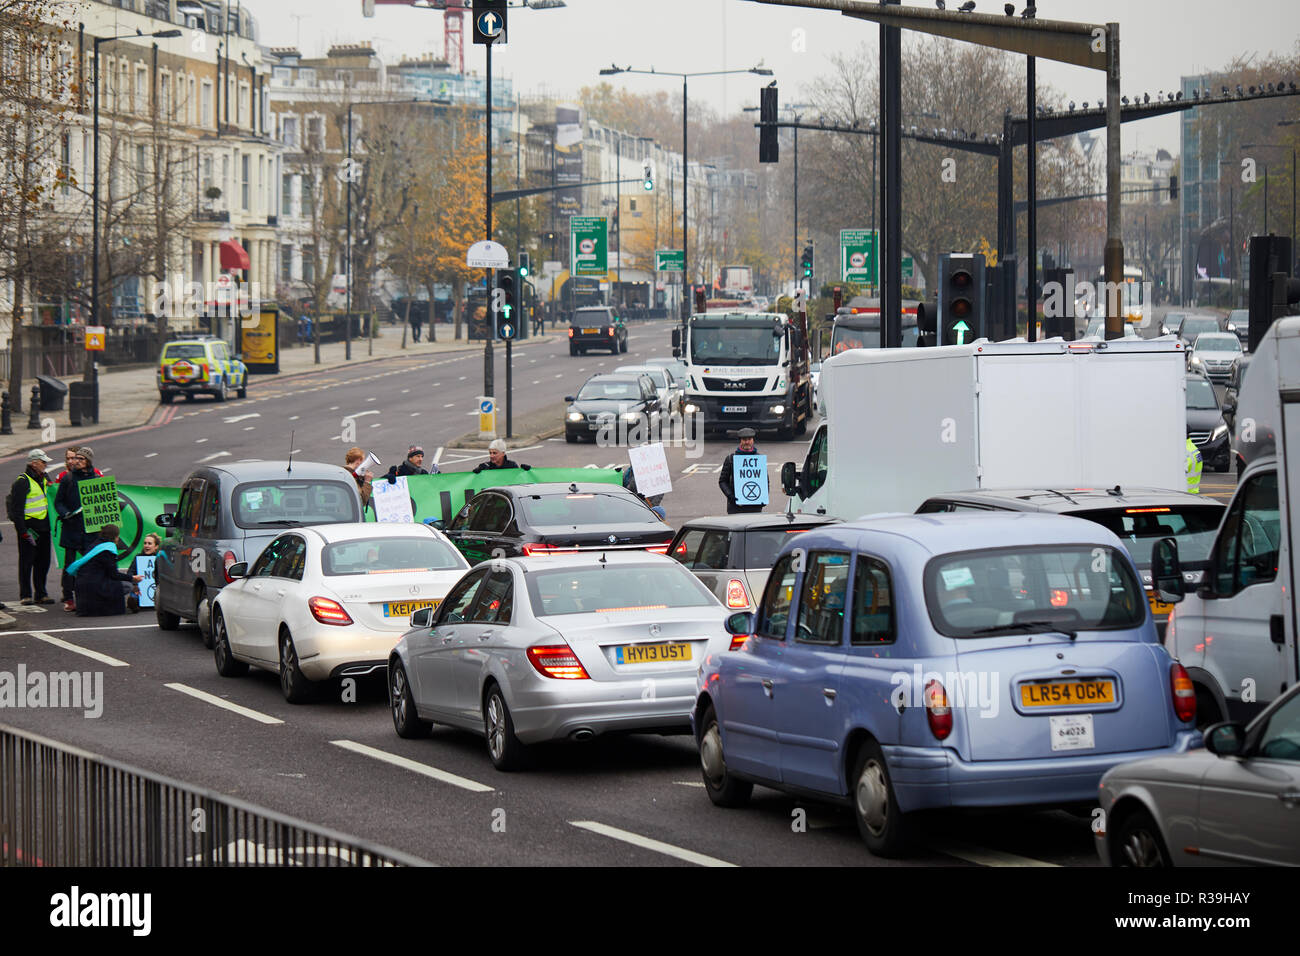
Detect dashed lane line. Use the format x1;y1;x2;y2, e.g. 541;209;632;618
329;740;494;793
926;840;1059;867
164;683;284;725
30;632;130;668
569;820;736;867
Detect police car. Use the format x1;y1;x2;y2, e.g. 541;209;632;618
157;336;248;404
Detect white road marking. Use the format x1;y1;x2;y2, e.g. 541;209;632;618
195;438;208;444
410;412;421;417
555;374;563;378
401;389;410;394
289;415;300;421
458;376;467;381
432;383;441;387
432;446;444;464
329;740;494;793
145;452;158;458
223;413;260;424
164;683;284;725
926;840;1059;868
569;821;735;867
31;633;129;667
197;452;232;463
532;380;540;385
370;422;382;428
330;406;340;411
673;781;706;788
243;426;256;431
344;409;380;419
4;624;157;636
443;403;456;408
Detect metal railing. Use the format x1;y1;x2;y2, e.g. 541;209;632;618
0;723;428;867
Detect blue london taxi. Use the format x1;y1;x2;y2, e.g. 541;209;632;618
692;512;1202;857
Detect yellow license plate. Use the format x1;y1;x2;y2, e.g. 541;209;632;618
384;599;440;618
581;327;600;334
1148;593;1174;617
616;642;693;665
1020;679;1115;707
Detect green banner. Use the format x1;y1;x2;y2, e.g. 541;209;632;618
78;476;121;534
367;467;623;526
570;217;608;277
48;483;181;569
841;228;878;285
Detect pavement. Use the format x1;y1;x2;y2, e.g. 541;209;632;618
0;326;560;463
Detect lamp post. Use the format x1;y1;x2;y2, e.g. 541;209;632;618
1244;142;1297;257
90;26;181;385
1219;160;1238;307
599;64;773;326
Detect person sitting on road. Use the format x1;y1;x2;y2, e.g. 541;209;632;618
473;439;531;474
67;525;142;618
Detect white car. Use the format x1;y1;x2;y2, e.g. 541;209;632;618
211;523;470;702
616;364;681;415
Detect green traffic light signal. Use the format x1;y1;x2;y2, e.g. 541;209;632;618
518;253;530;277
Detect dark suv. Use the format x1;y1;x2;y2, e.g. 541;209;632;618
569;306;628;355
154;461;363;645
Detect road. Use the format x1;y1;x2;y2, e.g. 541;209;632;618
0;321;1237;867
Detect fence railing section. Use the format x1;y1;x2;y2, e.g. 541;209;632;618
0;724;428;867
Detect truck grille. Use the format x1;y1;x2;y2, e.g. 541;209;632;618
702;376;768;391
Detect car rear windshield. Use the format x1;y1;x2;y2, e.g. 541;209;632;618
163;344;207;359
519;492;657;526
1068;505;1224;567
744;526;824;568
925;545;1146;637
322;535;463;575
573;311;611;324
527;563;715;616
232;480;360;529
577;380;641;401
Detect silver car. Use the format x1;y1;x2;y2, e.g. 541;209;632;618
387;552;733;770
616;364;682;416
1097;682;1300;866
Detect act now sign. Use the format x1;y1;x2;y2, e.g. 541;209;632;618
732;454;768;507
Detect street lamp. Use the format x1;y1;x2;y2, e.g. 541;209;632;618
1218;159;1239;307
1244;141;1297;258
90;26;181;362
599;64;773;324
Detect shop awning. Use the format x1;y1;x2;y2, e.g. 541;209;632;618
219;239;250;272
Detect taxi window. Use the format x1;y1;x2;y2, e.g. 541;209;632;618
232;480;360;528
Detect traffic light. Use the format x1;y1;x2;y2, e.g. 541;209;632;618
494;270;516;339
939;252;986;345
642;161;654;191
518;251;530;278
759;83;779;164
1169;174;1178;201
801;241;814;280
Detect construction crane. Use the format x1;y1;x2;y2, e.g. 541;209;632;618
363;0;468;74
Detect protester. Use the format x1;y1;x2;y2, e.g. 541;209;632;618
127;533;162;613
718;428;764;515
10;449;54;606
345;446;374;509
66;524;141;617
54;446;99;611
397;445;438;476
473;439;531;473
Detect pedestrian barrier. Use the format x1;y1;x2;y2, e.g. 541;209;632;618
0;723;428;867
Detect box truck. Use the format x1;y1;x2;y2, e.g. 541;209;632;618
781;337;1189;519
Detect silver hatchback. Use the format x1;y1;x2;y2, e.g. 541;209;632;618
388;552;733;770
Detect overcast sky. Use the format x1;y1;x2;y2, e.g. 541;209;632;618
253;0;1300;155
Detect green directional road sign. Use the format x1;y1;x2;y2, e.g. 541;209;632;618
953;320;971;345
655;249;684;273
901;256;914;283
570;217;608;278
841;229;878;285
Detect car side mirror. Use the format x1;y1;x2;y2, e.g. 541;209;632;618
725;611;755;636
156;513;175;528
671;328;681;350
564;395;575;403
1204;722;1245;757
410;606;434;628
781;461;798;497
227;562;248;579
1151;537;1185;604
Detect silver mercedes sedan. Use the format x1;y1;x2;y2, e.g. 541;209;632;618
387;552;734;770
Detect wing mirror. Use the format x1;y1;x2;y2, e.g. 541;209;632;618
1151;537;1185;604
410;606;435;628
156;513;175;528
781;461;799;498
227;562;248;579
1204;722;1246;757
671;328;681;350
725;611;756;636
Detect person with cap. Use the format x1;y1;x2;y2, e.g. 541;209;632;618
397;445;438;476
719;428;765;515
473;439;531;474
53;446;99;612
9;449;54;606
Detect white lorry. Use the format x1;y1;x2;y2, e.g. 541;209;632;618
1155;315;1300;723
781;336;1188;518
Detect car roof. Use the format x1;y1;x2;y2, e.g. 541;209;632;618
490;482;638;499
574;306;612;312
192;460;355;482
301;522;442;544
1192;332;1238;344
800;512;1128;557
921;486;1218;512
675;513;842;532
581;373;641;384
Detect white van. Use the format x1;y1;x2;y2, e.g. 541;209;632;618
1154;315;1300;724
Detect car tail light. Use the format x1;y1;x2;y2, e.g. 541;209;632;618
605;326;614;336
728;633;750;651
521;543;577;556
925;679;953;740
568;328;574;337
308;596;354;626
726;578;749;608
222;550;238;583
1170;661;1196;723
526;644;590;679
645;540;671;554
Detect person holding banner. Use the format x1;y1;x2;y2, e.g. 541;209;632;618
54;446;99;612
718;428;765;515
66;525;142;617
127;533;162;613
345;446;375;509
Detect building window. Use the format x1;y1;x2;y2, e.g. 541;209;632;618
160;71;170;118
301;175;315;217
306;116;324;151
237;82;248;126
60;132;71;195
282;173;294;217
302;245;316;283
280;244;293;282
241;154;250;210
135;144;148;192
281;115;298;148
135;65;147;114
201;81;213;127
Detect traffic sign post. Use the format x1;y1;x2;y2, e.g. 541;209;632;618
841;229;878;286
472;0;506;45
571;217;608;277
478;395;497;440
655;249;685;273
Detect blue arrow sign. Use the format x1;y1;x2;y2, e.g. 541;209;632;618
477;12;502;38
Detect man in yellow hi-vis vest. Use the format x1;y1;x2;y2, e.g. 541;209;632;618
1185;437;1203;495
9;449;54;605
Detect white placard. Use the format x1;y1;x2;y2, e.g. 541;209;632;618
1049;713;1095;752
372;476;414;523
628;443;672;498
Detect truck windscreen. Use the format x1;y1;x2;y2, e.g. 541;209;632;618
690;325;781;366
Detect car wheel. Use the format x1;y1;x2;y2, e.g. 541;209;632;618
279;630;315;704
852;739;910;857
237;382;247;399
483;683;527;771
698;703;752;807
159;392;174;405
390;660;431;738
196;586;213;649
214;378;228;402
619;338;628;353
212;608;248;677
156;602;180;631
1113;809;1171;867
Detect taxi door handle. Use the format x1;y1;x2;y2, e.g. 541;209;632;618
251;583;263;592
761;679;774;698
823;688;837;700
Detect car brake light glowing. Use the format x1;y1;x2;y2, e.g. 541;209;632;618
726;578;749;608
925;679;953;740
308;596;353;626
1049;589;1070;607
674;542;688;555
222;550;238;584
1124;507;1172;514
526;644;590;679
1170;662;1196;723
568;328;574;337
521;543;579;556
728;633;750;651
645;540;672;554
594;604;668;613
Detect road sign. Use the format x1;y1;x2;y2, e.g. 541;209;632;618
466;240;509;269
570;218;608;277
841;229;878;285
902;256;914;283
472;0;506;44
84;326;105;351
478;395;497;439
655;249;685;273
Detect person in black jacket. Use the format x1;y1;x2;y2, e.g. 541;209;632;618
472;439;531;474
718;428;764;515
10;449;54;605
397;445;437;476
53;446;98;612
68;525;141;617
